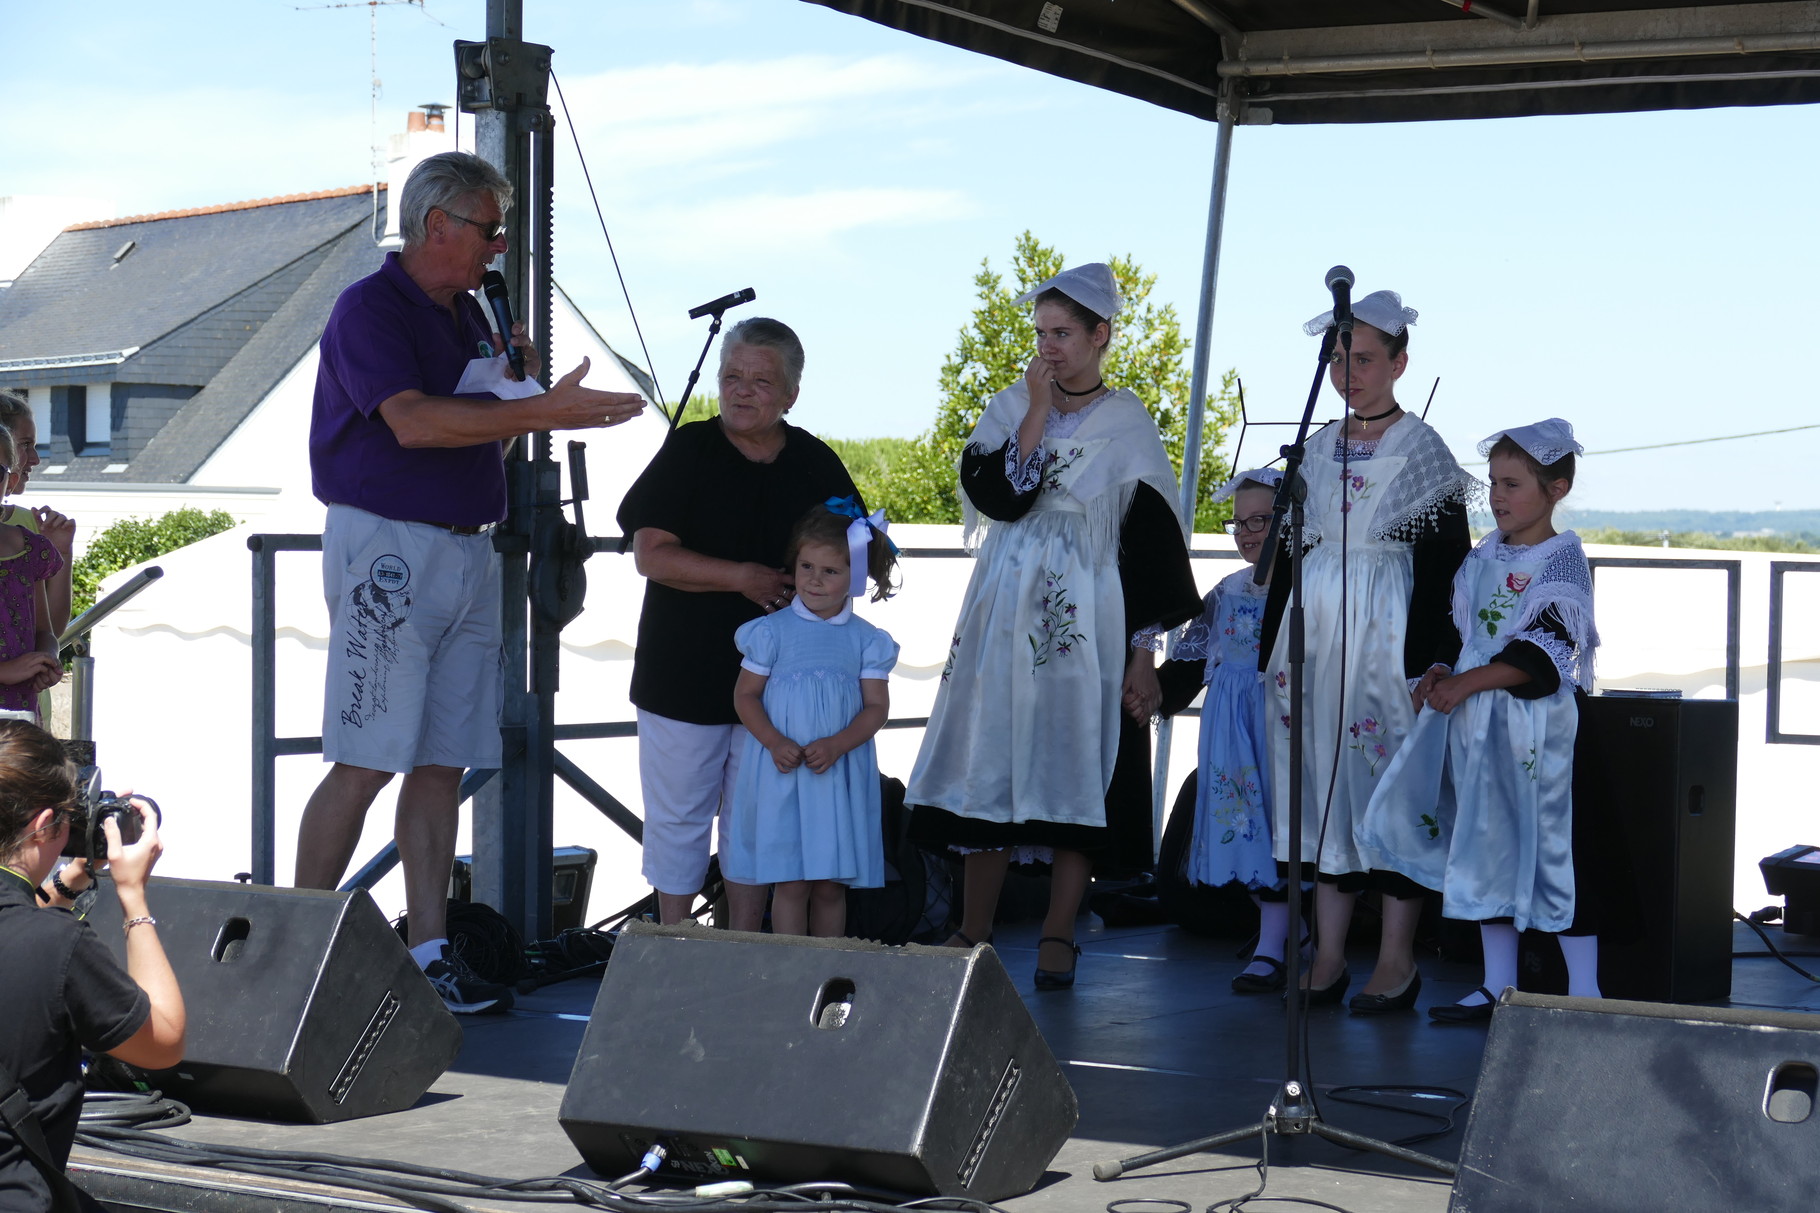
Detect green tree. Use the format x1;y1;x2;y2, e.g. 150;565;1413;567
877;231;1241;531
72;508;237;618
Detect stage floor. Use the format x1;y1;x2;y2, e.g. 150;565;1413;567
72;917;1820;1213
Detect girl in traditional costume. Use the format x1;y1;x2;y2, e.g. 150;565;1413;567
909;263;1200;988
1158;469;1299;992
1361;419;1601;1021
1263;289;1475;1014
725;501;900;938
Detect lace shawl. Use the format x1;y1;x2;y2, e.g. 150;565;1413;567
960;382;1180;555
1451;530;1599;691
1304;413;1479;547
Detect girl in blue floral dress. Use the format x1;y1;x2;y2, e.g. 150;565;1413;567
725;501;900;937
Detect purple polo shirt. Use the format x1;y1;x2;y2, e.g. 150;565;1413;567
309;252;506;526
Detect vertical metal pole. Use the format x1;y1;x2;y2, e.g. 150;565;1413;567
1153;87;1242;851
250;538;278;885
469;0;556;937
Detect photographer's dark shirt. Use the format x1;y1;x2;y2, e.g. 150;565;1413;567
0;867;147;1212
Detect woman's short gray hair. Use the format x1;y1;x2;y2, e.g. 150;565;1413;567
399;152;513;247
720;318;805;394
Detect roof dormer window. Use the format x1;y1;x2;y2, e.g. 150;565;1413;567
111;240;137;265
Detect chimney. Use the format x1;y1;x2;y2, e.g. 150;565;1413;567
383;104;464;247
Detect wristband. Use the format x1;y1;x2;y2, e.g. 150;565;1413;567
51;868;86;900
123;915;157;933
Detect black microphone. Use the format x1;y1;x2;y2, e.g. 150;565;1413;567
480;270;525;381
1325;265;1355;341
688;287;756;320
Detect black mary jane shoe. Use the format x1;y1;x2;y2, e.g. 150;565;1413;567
1033;936;1082;990
1231;955;1287;994
1348;969;1423;1016
1286;965;1350;1006
1427;986;1497;1024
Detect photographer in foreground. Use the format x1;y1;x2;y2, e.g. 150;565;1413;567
0;721;185;1212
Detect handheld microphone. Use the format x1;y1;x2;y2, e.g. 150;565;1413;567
1325;265;1355;342
480;270;525;381
688;287;756;320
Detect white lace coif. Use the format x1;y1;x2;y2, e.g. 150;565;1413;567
1302;289;1419;337
1212;466;1284;505
1479;418;1584;467
1015;262;1124;321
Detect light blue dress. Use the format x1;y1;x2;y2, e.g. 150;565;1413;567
1175;568;1276;889
722;599;899;887
1359;531;1597;932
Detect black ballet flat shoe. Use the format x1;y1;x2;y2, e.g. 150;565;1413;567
1286;965;1350;1006
1033;936;1082;990
1231;955;1287;994
1428;986;1497;1024
1348;969;1423;1016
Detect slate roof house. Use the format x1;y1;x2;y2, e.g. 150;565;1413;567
0;185;390;483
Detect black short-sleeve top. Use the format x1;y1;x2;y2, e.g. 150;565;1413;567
0;868;149;1210
615;419;859;725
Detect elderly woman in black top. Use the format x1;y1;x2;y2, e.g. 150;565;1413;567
617;318;859;928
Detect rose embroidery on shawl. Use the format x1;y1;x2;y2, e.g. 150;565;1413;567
1340;471;1375;515
1041;446;1084;494
1348;717;1388;775
1478;570;1532;637
1029;569;1087;671
1208;764;1263;844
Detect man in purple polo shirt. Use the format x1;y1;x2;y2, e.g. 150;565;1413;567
298;151;643;1014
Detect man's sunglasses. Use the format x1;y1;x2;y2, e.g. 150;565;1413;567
444;211;507;241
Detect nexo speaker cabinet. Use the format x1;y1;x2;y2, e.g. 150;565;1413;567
560;923;1077;1200
1451;992;1820;1213
89;877;462;1122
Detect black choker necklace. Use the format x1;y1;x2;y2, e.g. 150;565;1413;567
1058;380;1106;398
1352;404;1400;432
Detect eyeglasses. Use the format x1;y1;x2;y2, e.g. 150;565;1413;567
1222;513;1273;536
444;211;507;242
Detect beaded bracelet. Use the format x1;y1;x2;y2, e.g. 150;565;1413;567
51;869;85;901
123;916;157;933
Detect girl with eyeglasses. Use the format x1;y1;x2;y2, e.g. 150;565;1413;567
1156;469;1300;991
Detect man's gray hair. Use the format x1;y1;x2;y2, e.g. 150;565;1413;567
720;317;805;394
399;152;513;247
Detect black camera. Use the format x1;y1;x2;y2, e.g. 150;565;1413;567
59;770;160;864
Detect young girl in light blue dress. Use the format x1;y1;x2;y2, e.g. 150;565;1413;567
1162;469;1295;992
725;500;901;937
1361;418;1600;1021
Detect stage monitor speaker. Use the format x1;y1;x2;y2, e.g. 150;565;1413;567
89;877;462;1123
559;923;1077;1201
1578;694;1737;1003
1449;991;1820;1213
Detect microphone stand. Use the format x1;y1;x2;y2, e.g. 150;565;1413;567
666;310;731;432
1093;326;1455;1185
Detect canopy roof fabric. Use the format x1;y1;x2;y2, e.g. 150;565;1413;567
803;1;1820;123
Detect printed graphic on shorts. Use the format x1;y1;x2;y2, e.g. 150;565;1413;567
340;566;413;730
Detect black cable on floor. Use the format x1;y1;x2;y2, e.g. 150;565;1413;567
1732;911;1820;983
74;1124;1014;1213
1320;1085;1470;1148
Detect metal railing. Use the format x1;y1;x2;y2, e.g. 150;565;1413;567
249;540;1816;890
1767;561;1820;745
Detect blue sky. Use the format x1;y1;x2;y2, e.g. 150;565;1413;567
6;0;1819;512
